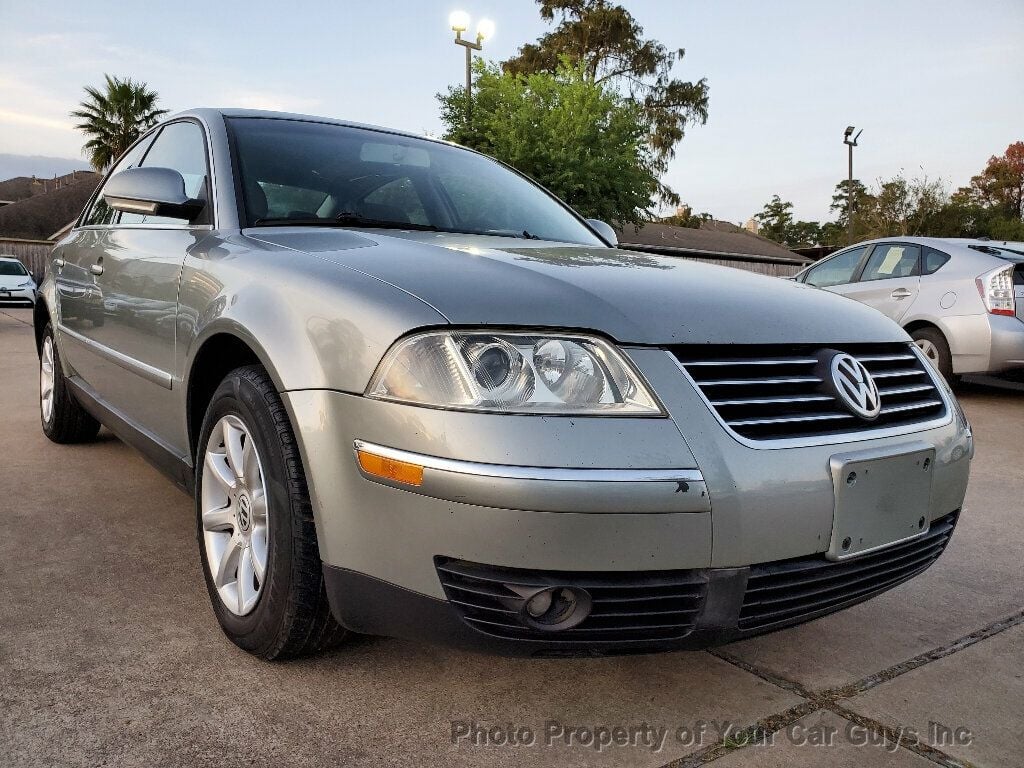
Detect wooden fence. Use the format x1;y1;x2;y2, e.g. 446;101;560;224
0;238;54;284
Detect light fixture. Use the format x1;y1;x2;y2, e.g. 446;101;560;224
449;10;470;33
476;18;495;42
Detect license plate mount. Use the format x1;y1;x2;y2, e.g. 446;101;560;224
827;441;934;561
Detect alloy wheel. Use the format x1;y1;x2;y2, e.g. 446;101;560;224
914;339;940;370
40;336;55;424
201;414;270;616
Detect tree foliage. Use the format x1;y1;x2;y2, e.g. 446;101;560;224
503;0;709;198
438;61;663;226
754;195;821;248
757;142;1024;249
71;74;168;170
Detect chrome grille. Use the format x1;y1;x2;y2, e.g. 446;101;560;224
739;512;958;631
671;343;947;441
435;558;708;644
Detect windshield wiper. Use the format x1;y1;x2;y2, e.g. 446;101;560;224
254;215;439;232
481;228;542;240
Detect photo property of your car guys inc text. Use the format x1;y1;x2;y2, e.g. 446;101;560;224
1;1;1022;766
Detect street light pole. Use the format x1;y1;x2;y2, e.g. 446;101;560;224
450;12;494;122
843;126;863;240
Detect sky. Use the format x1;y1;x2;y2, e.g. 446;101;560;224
1;0;1022;223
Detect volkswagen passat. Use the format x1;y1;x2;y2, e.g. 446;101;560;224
34;110;973;658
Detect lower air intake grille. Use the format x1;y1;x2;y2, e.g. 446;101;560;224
435;558;708;643
671;343;947;441
739;511;958;632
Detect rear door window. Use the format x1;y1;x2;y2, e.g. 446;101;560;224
860;244;921;281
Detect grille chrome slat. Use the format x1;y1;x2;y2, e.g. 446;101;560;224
698;376;823;386
711;394;835;406
728;412;854;427
879;383;936;396
672;343;947;442
881;399;945;415
684;357;819;367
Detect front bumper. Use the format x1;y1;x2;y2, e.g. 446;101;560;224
284;347;972;654
0;287;35;307
323;511;958;657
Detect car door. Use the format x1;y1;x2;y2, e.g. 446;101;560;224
836;243;922;322
800;245;870;293
56;132;157;382
59;119;212;452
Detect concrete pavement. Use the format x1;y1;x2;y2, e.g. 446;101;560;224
1;307;1021;767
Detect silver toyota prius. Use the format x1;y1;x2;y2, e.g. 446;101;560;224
34;109;973;659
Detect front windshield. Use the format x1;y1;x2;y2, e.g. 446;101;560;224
229;118;604;246
0;260;28;276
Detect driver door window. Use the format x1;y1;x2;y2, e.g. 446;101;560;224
803;246;867;288
119;121;210;225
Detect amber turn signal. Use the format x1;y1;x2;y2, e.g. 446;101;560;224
356;449;424;487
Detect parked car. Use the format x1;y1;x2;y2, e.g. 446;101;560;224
0;255;37;307
34;110;973;659
793;237;1024;380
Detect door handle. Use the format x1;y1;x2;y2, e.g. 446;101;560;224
891;288;912;299
89;263;104;276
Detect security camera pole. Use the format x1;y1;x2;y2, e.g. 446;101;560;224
450;12;494;121
843;126;863;238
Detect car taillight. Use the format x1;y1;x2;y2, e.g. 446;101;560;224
975;265;1016;316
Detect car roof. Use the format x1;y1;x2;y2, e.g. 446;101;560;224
166;107;441;145
861;236;1024;252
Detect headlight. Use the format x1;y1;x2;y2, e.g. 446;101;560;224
366;330;663;415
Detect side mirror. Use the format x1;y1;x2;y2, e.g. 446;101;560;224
103;167;205;221
586;219;618;246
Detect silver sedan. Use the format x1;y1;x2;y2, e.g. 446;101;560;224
795;237;1024;379
34;110;973;659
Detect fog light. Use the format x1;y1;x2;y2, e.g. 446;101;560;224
508;585;592;631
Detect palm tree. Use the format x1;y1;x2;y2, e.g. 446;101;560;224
71;75;169;170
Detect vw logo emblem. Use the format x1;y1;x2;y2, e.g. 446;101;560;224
237;494;253;532
830;353;881;419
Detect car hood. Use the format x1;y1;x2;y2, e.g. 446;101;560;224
0;274;32;289
246;228;907;345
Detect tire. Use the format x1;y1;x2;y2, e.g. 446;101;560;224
39;323;100;444
195;365;347;659
910;327;956;383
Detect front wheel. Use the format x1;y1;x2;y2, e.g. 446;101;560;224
195;365;347;659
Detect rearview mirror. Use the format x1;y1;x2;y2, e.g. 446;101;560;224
103;167;205;221
586;219;618;246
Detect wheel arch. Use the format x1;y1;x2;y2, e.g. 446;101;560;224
902;318;947;340
32;298;52;356
185;329;285;462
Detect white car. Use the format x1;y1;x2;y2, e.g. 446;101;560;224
794;237;1024;379
0;256;36;307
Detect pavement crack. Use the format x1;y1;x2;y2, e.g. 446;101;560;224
0;310;33;327
825;702;977;768
821;609;1024;700
656;701;821;768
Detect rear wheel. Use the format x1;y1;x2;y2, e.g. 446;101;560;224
910;327;955;383
195;365;347;659
39;323;100;444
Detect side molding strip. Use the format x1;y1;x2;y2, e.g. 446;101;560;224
58;323;173;390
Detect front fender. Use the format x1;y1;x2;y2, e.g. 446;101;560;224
177;232;448;394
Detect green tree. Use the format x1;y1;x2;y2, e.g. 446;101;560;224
438;61;663;226
503;0;709;201
754;196;822;248
71;74;168;170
